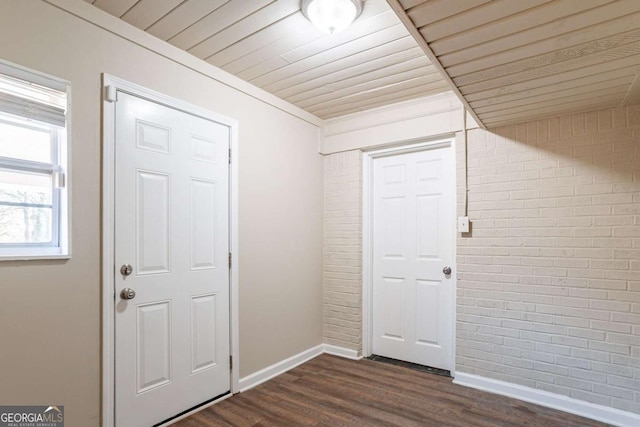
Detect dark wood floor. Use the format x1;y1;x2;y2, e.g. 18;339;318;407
173;354;608;427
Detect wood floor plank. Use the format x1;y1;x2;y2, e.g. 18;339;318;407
173;354;609;427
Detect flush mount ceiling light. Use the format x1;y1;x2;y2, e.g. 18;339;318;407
302;0;363;34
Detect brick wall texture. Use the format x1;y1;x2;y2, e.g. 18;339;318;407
457;105;640;413
323;105;640;414
323;150;363;351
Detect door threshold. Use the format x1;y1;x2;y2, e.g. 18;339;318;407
155;391;232;426
367;355;451;377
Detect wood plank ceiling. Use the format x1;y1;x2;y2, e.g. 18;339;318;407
84;0;450;119
391;0;640;128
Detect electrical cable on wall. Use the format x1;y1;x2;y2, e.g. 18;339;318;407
463;106;469;218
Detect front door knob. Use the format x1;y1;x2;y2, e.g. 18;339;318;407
443;266;452;275
120;288;136;300
120;264;133;276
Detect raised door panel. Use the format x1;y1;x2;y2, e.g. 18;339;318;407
136;120;171;154
382;197;405;259
190;135;217;164
416;195;440;259
416;158;441;182
415;280;440;346
137;301;171;393
383;163;405;185
190;179;217;270
136;171;171;275
191;294;217;373
382;277;405;340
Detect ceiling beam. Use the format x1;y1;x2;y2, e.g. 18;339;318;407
623;68;640;106
385;0;486;129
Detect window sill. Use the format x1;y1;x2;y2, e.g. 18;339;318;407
0;251;70;262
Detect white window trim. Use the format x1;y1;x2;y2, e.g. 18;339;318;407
0;59;71;261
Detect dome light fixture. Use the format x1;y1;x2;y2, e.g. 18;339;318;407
301;0;363;34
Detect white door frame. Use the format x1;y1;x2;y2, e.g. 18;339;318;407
362;137;457;374
101;74;240;427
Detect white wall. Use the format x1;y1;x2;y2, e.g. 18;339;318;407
0;2;323;426
322;92;476;154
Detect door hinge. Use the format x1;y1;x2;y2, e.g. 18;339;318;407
104;85;117;103
228;148;231;164
229;355;233;370
228;252;232;269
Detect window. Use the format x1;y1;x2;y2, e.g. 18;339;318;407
0;61;69;259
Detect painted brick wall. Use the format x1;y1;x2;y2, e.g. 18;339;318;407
321;105;640;414
323;150;363;352
457;105;640;414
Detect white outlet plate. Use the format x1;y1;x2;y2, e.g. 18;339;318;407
458;216;470;233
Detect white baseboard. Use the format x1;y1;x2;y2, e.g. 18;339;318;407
238;344;324;392
238;344;362;393
454;372;640;427
323;344;362;360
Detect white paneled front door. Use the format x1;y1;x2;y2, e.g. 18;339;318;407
114;92;230;427
371;145;454;371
